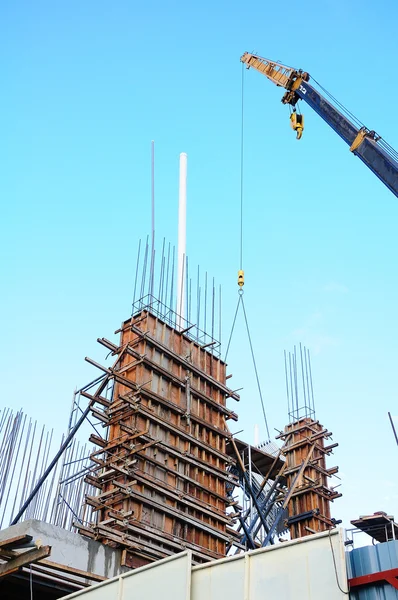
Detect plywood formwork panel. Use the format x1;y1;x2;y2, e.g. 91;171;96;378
279;418;341;538
78;311;240;566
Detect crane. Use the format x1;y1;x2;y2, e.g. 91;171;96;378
241;53;398;197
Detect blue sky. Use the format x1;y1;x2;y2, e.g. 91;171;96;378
2;0;398;529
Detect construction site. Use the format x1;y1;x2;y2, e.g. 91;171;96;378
2;27;398;600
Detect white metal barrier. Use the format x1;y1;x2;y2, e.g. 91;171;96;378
65;529;348;600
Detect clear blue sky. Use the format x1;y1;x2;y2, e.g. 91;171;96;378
2;0;398;529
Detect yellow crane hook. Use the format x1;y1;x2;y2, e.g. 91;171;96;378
290;112;304;140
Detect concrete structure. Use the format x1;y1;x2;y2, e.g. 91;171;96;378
63;529;348;600
0;519;126;598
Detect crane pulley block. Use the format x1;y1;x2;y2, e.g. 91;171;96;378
350;126;381;153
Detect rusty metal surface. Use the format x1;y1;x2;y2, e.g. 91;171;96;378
278;418;341;538
351;512;398;543
78;311;240;565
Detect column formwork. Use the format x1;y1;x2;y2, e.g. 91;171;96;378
77;310;240;567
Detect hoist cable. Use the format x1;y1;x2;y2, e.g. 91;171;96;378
379;139;398;162
240;62;245;271
310;76;364;129
224;63;271;442
241;296;271;441
311;76;398;162
224;294;242;363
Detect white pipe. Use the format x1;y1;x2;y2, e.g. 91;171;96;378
177;152;187;330
150;140;155;299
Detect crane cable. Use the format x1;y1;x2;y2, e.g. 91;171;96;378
225;63;271;442
240;61;244;271
311;75;398;163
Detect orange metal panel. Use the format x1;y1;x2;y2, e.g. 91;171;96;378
81;311;236;565
280;418;341;538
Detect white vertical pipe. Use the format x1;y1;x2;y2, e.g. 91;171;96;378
150;140;155;299
177;152;187;330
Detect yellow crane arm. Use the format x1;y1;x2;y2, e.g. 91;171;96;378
240;52;310;106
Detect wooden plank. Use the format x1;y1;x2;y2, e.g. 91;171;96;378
0;545;51;578
137;432;236;481
25;564;89;589
119;425;149;439
84;474;102;489
88;433;107;448
107;512;220;557
99;333;233;399
99;336;239;403
126;385;233;436
80;391;111;408
130;470;232;523
110;360;237;421
0;534;33;549
39;558;107;582
128;450;228;502
95;521;224;563
110;486;230;542
126;401;232;464
127;327;239;400
90;407;109;424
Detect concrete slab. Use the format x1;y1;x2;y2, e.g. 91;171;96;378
0;519;127;579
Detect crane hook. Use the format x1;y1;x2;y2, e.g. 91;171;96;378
290;112;304;140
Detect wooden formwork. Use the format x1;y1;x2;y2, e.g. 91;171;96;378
78;310;240;566
278;418;341;538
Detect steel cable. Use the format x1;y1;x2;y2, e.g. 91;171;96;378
224;294;242;362
241;296;271;441
311;75;398;163
310;76;364;129
223;64;271;441
328;530;350;594
240;62;245;270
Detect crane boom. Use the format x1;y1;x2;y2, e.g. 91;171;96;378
241;52;398;197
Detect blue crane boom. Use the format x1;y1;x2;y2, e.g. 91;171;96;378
241;53;398;198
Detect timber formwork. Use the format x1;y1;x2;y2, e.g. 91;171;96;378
77;310;240;567
277;418;341;538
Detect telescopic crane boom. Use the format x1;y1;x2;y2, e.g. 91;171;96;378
241;52;398;197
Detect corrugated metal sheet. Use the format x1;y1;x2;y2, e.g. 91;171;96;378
348;539;398;599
